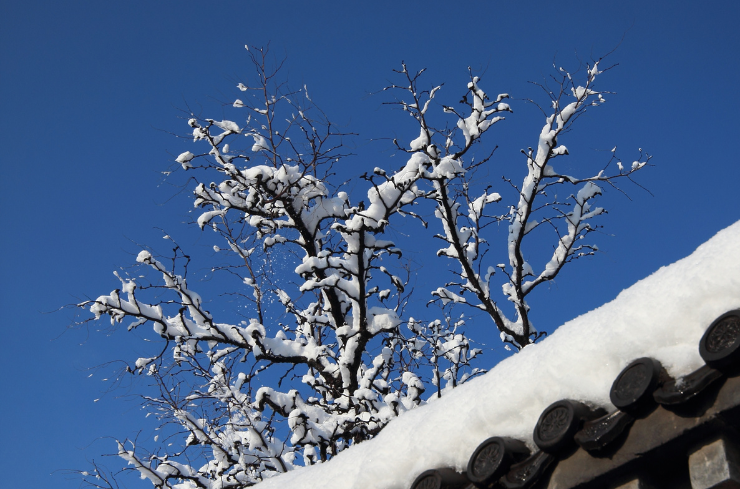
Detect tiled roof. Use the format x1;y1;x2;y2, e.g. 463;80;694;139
412;310;740;489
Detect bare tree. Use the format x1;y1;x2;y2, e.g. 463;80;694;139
78;47;649;487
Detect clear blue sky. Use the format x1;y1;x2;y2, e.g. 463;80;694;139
1;1;739;487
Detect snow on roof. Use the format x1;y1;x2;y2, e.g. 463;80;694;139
257;220;740;489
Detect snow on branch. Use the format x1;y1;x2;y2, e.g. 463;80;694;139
389;57;652;349
79;49;651;486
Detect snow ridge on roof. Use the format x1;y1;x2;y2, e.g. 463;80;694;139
258;220;740;489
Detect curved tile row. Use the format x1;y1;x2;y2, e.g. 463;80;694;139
410;309;740;489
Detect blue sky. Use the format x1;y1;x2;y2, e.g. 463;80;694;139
1;1;739;487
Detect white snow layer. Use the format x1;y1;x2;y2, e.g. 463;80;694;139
258;220;740;489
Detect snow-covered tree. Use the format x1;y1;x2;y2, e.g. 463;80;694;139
78;47;649;487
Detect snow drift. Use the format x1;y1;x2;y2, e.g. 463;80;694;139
257;220;740;489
